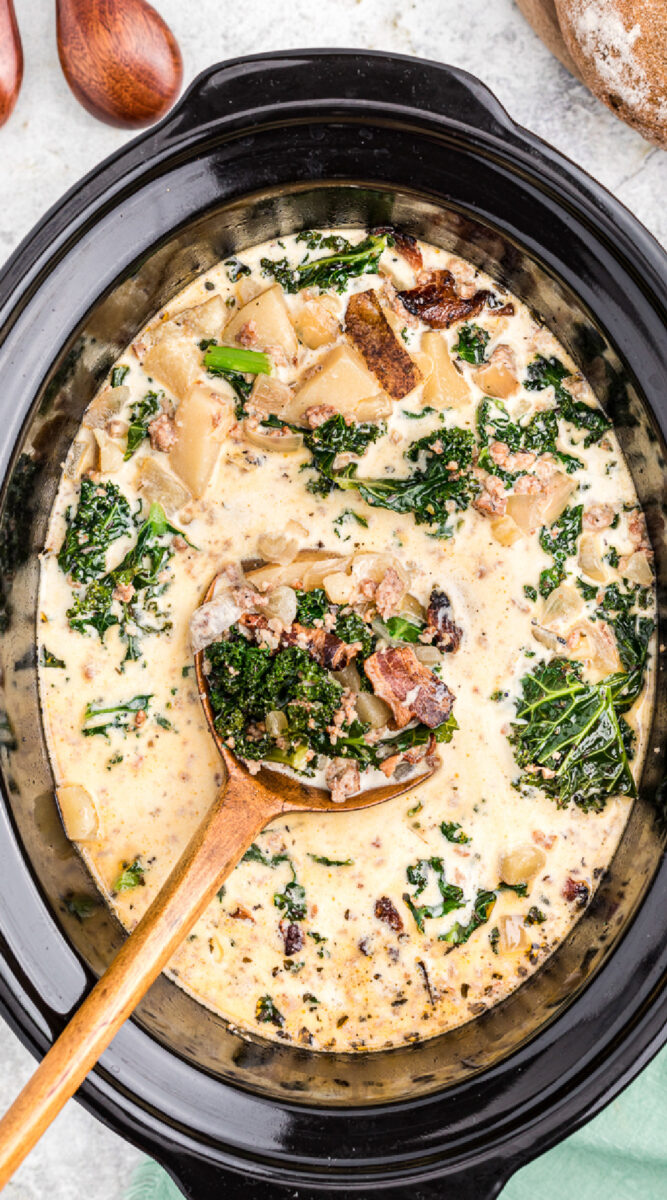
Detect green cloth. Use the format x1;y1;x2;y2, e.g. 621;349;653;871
123;1047;667;1199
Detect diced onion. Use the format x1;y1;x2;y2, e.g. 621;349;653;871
578;532;607;583
491;514;523;546
500;845;545;885
497;914;529;954
541;583;584;627
413;645;443;667
323;572;354;604
257;532;299;566
401;594;426;622
190;595;242;652
531;622;566;652
302;556;352;591
244;425;303;453
623;551;653;586
333;663;362;692
356;692;392;729
264;585;298;626
506;493;543;535
266;710;288;736
57;784;99;842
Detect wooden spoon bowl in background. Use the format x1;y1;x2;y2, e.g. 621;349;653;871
56;0;183;129
0;570;436;1187
0;0;23;127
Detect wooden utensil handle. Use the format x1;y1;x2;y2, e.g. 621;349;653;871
0;777;277;1189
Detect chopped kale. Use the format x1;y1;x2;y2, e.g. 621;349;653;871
454;323;489;364
403;857;465;932
523;585;538;602
525;906;547;925
508;649;652;811
64;892;97;921
67;502;185;665
58;479;134;583
294;588;329;625
383;615;424;643
477;397;582;482
242;843;289;869
402;406;436;419
41;647;66;668
260;232;387;294
82;694;152;738
498;881;528;897
224;257;251;281
489;926;500;954
538;505;583;596
255;994;284;1026
113;858;145;892
605;547;620;568
124;390;162;460
439;889;497;945
273;867;307;922
308;853;353;866
576;578;599;602
440;820;471;844
335;426;478;539
301;414;384;497
111;365;129;388
333;508;368;538
525;355;611;446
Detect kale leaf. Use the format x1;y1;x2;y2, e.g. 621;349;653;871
454;323;489;364
301;414;384;497
255;995;284;1026
124;390;162;460
440;889;497;946
260;232;387;294
242;843;289;869
440;820;471;844
273;867;307;921
113;858;145;892
525;355;611;447
477;398;582;482
538;505;583;596
41;647;66;668
67;502;184;664
509;656;643;812
403;857;465;932
111;365;129;388
82;694;152;738
58;479;134;583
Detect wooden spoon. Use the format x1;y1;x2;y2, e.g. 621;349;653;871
0;0;23;128
0;573;437;1187
55;0;183;129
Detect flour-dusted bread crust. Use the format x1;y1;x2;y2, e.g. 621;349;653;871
555;0;667;146
515;0;580;76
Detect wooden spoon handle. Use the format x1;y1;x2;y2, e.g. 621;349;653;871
0;0;23;127
0;776;277;1189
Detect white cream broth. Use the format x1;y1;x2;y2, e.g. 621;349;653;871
38;230;655;1051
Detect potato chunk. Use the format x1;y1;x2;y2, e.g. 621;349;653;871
169;385;235;498
84;385;128;430
168;295;225;340
294;298;340;349
345;289;421;400
135;457;191;515
222;284;298;360
291;343;385;421
420;331;471;408
135;296;225;401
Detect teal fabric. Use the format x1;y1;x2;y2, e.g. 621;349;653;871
122;1047;666;1199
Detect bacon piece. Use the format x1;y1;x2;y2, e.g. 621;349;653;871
345;289;421;400
562;878;590;908
282;622;359;669
397;270;489;329
374;896;404;932
426;590;462;652
371;225;423;271
364;646;454;729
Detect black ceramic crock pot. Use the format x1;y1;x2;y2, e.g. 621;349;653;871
0;50;664;1200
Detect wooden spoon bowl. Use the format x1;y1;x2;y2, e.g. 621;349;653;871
56;0;183;129
0;570;436;1187
0;0;23;128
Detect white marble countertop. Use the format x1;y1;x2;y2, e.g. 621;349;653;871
0;1;664;1197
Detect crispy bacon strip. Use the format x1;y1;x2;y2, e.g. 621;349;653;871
364;646;454;729
345;289;421;400
282;622;359;670
371;225;423;271
397;270;489;329
426;590;462;653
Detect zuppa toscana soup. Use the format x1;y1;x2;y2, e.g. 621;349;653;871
39;228;656;1051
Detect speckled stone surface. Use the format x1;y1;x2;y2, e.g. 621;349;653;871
0;2;664;1197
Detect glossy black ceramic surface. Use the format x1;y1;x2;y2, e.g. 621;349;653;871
0;51;664;1200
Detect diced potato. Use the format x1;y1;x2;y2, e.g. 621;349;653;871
540;473;577;525
491;514;524;546
379;254;416;292
142;338;201;402
505;493;542;535
500;845;546;885
65;432;96;480
578;532;607;583
93;429;124;474
421;331;471;408
333;663;362;692
473;351;518;399
222;284;298;360
236;277;263;305
57;784;98;842
291;343;384;420
244;425;303;453
249;374;294;418
168;295;225;339
541;583;584;627
507;473;576;535
356;692;392;729
294;299;340;349
567;620;622;676
169;386;235;498
623;551;653;586
135;456;191;515
323;572;355;604
84;385;128;430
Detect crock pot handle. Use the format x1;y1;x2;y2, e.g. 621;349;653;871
152;52;521;146
164;1154;509;1199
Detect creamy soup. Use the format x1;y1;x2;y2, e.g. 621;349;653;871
39;229;655;1051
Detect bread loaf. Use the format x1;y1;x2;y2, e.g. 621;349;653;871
556;0;667;145
515;0;580;76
